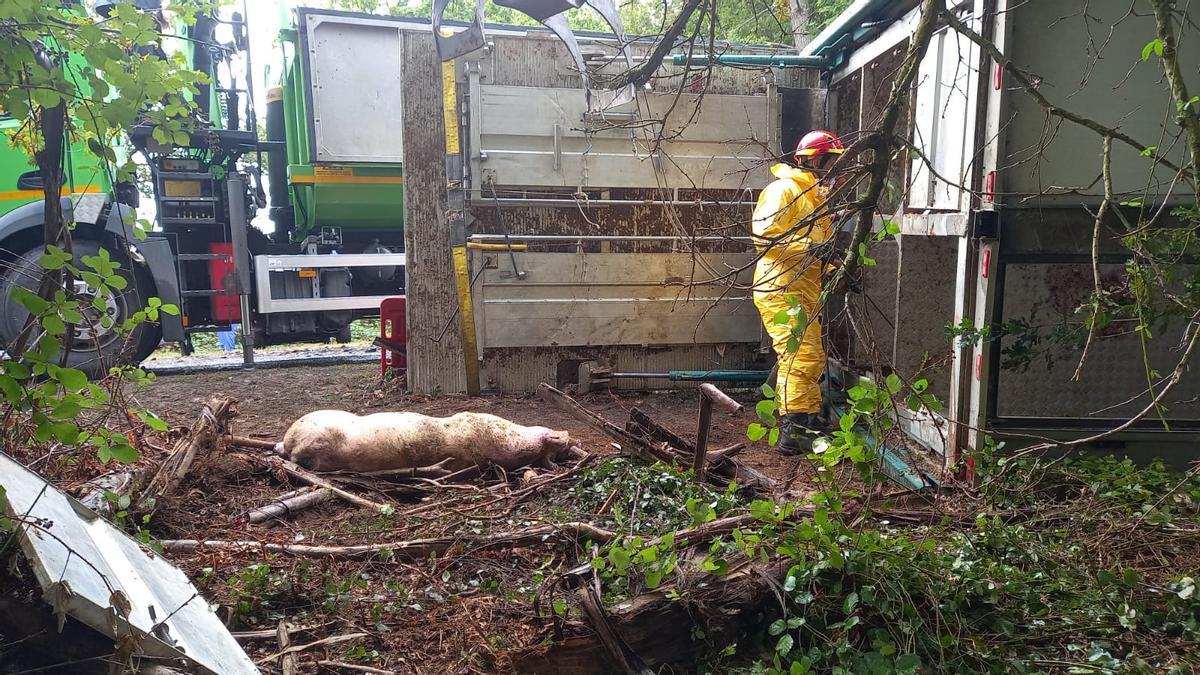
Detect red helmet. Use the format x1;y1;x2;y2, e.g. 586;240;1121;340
795;130;845;160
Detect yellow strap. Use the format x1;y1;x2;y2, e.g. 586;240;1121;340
452;245;481;396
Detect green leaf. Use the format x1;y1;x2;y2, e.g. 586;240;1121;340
50;400;83;420
607;546;631;571
760;383;776;399
105;274;128;291
747;423;768;441
42;314;66;336
137;410;170;432
52;367;89;392
49;421;80;444
158;303;181;316
106;442;140;464
1141;38;1164;61
768;427;780;447
885;373;902;394
756;399;778;423
775;634;794;656
0;376;22;404
843;591;859;613
11;286;50;315
772;309;791;325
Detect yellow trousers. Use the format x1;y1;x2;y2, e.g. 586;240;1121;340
754;263;825;415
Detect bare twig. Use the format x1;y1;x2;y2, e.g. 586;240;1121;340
231;452;393;514
254;632;369;665
247;487;335;524
138;396;236;516
1073;135;1114;381
277;620;298;675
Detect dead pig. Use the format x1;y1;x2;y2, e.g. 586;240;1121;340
277;410;579;473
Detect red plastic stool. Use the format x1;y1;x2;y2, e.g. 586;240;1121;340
380;296;407;375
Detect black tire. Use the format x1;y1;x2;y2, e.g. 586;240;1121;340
0;240;161;377
335;323;353;344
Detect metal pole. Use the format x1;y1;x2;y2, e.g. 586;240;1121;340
693;384;744;482
227;174;255;369
694;396;713;480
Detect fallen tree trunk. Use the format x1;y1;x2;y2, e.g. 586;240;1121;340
138;396;236;516
509;558;794;674
158;521;617;561
247;487;335;524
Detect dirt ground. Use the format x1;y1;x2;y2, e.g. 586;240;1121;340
125;363;820;674
140;362;807;484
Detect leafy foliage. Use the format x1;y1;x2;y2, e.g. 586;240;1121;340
0;2;203;467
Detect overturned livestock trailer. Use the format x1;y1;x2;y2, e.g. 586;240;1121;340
287;9;821;393
807;0;1199;466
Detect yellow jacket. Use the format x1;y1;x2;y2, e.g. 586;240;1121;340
751;163;831;294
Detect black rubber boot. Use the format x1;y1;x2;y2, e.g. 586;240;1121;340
778;413;824;456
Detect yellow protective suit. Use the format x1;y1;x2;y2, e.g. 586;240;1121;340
752;163;832;415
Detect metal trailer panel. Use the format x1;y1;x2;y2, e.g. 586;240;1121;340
995;262;1200;422
473;86;775;191
303;13;405;163
473;251;759;349
1003;0;1200;202
0;452;257;675
908;5;982;211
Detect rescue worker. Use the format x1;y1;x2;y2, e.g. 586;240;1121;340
752;130;844;455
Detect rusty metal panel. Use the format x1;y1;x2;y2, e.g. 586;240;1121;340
473;251;758;348
893;235;959;403
402;31;467;394
996;263;1200;420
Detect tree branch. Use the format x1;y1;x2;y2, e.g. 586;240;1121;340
1072;135;1114;382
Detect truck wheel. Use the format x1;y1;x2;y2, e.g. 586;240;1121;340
335;323;353;344
0;240;162;378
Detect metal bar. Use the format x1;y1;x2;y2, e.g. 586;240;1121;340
257;253;407;269
468;234;754;242
465;242;528;251
670;53;826;68
608;370;770;383
256;294;398;314
227;174;255;368
464;195;758;208
452;245;481;397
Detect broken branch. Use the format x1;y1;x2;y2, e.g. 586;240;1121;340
138;396;236;516
232;452;393;514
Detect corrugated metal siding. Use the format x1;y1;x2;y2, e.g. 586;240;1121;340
402;31;468;394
